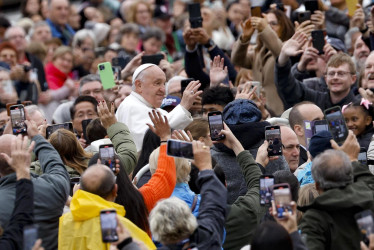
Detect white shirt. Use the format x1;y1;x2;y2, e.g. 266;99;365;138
116;92;193;151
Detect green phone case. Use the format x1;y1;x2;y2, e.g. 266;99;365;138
98;62;116;90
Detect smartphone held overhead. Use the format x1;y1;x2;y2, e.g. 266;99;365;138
265;126;282;156
10;104;27;135
324;106;348;144
260;175;274;206
167;139;194;160
98;62;116;90
208;111;225;141
99;144;116;173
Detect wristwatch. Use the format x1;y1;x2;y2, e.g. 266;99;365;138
203;39;215;49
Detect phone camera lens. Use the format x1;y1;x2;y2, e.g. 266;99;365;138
99;65;105;70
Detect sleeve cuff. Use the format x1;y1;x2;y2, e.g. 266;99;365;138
177;104;192;118
185;45;198;53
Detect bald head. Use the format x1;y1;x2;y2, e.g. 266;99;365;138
0;134;17;177
280;126;300;172
80;164;116;200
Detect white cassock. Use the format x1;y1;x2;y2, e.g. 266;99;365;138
116;91;193;152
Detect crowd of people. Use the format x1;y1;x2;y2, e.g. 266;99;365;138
2;0;374;249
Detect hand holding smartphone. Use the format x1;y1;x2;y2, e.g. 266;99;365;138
208;111;225;141
355;210;374;246
324;106;348;144
46;122;73;139
98;62;116;90
23;224;38;250
167;139;194;160
188;3;203;28
260;175;274;206
272;183;292;219
311;30;325;55
100;210;119;243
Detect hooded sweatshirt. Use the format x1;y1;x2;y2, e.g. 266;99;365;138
58;190;155;249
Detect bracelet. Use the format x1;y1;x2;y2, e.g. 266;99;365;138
117;237;133;249
160;140;168;144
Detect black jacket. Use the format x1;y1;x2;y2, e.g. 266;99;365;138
275;59;359;110
0;179;34;250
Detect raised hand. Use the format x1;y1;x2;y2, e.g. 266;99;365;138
297;42;319;72
236;82;255;100
251;16;268;33
146;110;171;141
278;31;308;66
311;10;325;30
294;20;314;37
183;27;197;50
210;56;228;87
192;140;212;171
180;80;203;110
255;140;279;167
330;130;360;161
350;4;365;30
214;123;244;155
121;51;145;79
240;18;255;42
172;129;193;142
98;100;116;129
271;201;298;234
1;134;35;180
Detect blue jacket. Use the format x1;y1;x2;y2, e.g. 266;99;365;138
172;183;201;217
46;18;75;45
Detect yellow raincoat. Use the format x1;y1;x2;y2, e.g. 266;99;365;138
58;190;156;249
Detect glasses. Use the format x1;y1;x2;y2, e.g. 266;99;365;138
325;71;353;78
8;34;25;40
282;144;300;151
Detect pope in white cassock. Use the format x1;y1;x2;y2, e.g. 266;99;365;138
116;63;202;152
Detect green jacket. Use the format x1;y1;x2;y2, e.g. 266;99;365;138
107;122;137;175
299;162;374;250
223;150;266;250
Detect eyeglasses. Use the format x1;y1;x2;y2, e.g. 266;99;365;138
325;71;353;78
282;144;300;151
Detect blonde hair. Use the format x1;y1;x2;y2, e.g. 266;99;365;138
149;147;191;183
49;129;92;174
127;0;152;24
297;183;319;222
52;45;73;62
149;197;198;244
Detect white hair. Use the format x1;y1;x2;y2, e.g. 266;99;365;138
149;197;198;244
71;29;97;48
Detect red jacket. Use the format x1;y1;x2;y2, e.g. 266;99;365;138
45;62;72;90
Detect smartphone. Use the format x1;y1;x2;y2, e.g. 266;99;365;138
265;126;282;156
23;224;38;250
260;175;274;206
6;101;32;116
70;177;80;195
355;210;374;246
251;6;262;17
181;78;194;95
249;81;261;97
167;139;194;160
112;57;128;70
81;119;92;143
359;148;367;165
311;30;325;55
272;183;292;219
304;0;319;14
98;62;116;90
46;122;73;139
188;3;203;28
99;144;116;173
208;111;225;141
10;104;27;135
141;54;164;65
347;0;358;17
312;119;329;135
298;11;311;23
324;106;348;144
100;209;119;243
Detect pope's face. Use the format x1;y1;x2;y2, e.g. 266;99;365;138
136;66;166;108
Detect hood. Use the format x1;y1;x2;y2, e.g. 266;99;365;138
298;181;374;212
214;121;270;155
70;190;125;221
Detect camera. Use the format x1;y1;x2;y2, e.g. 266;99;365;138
99;64;105;71
23;65;32;72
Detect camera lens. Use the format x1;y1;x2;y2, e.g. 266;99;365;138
99;65;105;70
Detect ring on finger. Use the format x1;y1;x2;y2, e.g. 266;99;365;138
202;145;208;149
190;90;194;94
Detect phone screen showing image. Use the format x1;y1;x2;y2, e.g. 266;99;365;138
208;112;225;141
10;105;27;135
23;225;38;250
260;176;274;206
167;139;194;160
265;126;282;156
273;186;292;219
355;210;374;246
325;107;348;144
100;210;119;243
99;145;116;172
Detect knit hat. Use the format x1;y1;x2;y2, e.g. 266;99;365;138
223;99;262;125
132;63;156;85
308;131;333;158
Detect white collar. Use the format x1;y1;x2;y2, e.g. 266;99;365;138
131;91;155;109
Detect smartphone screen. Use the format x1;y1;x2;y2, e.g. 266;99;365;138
46;123;73;139
10;105;27;135
273;184;292;219
23;224;38;250
260;175;274;206
99;144;116;173
355;210;374;246
324;106;348;144
359;148;367;165
98;62;116;90
313;120;329;134
208;111;225;141
249;81;261;97
311;30;325;55
304;0;319;14
265;126;282;156
100;210;119;243
167;139;194;160
141;54;164;65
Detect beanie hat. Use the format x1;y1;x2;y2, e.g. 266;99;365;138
223;99;262;125
309;131;333;158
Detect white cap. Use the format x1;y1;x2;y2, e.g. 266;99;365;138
132;63;156;85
